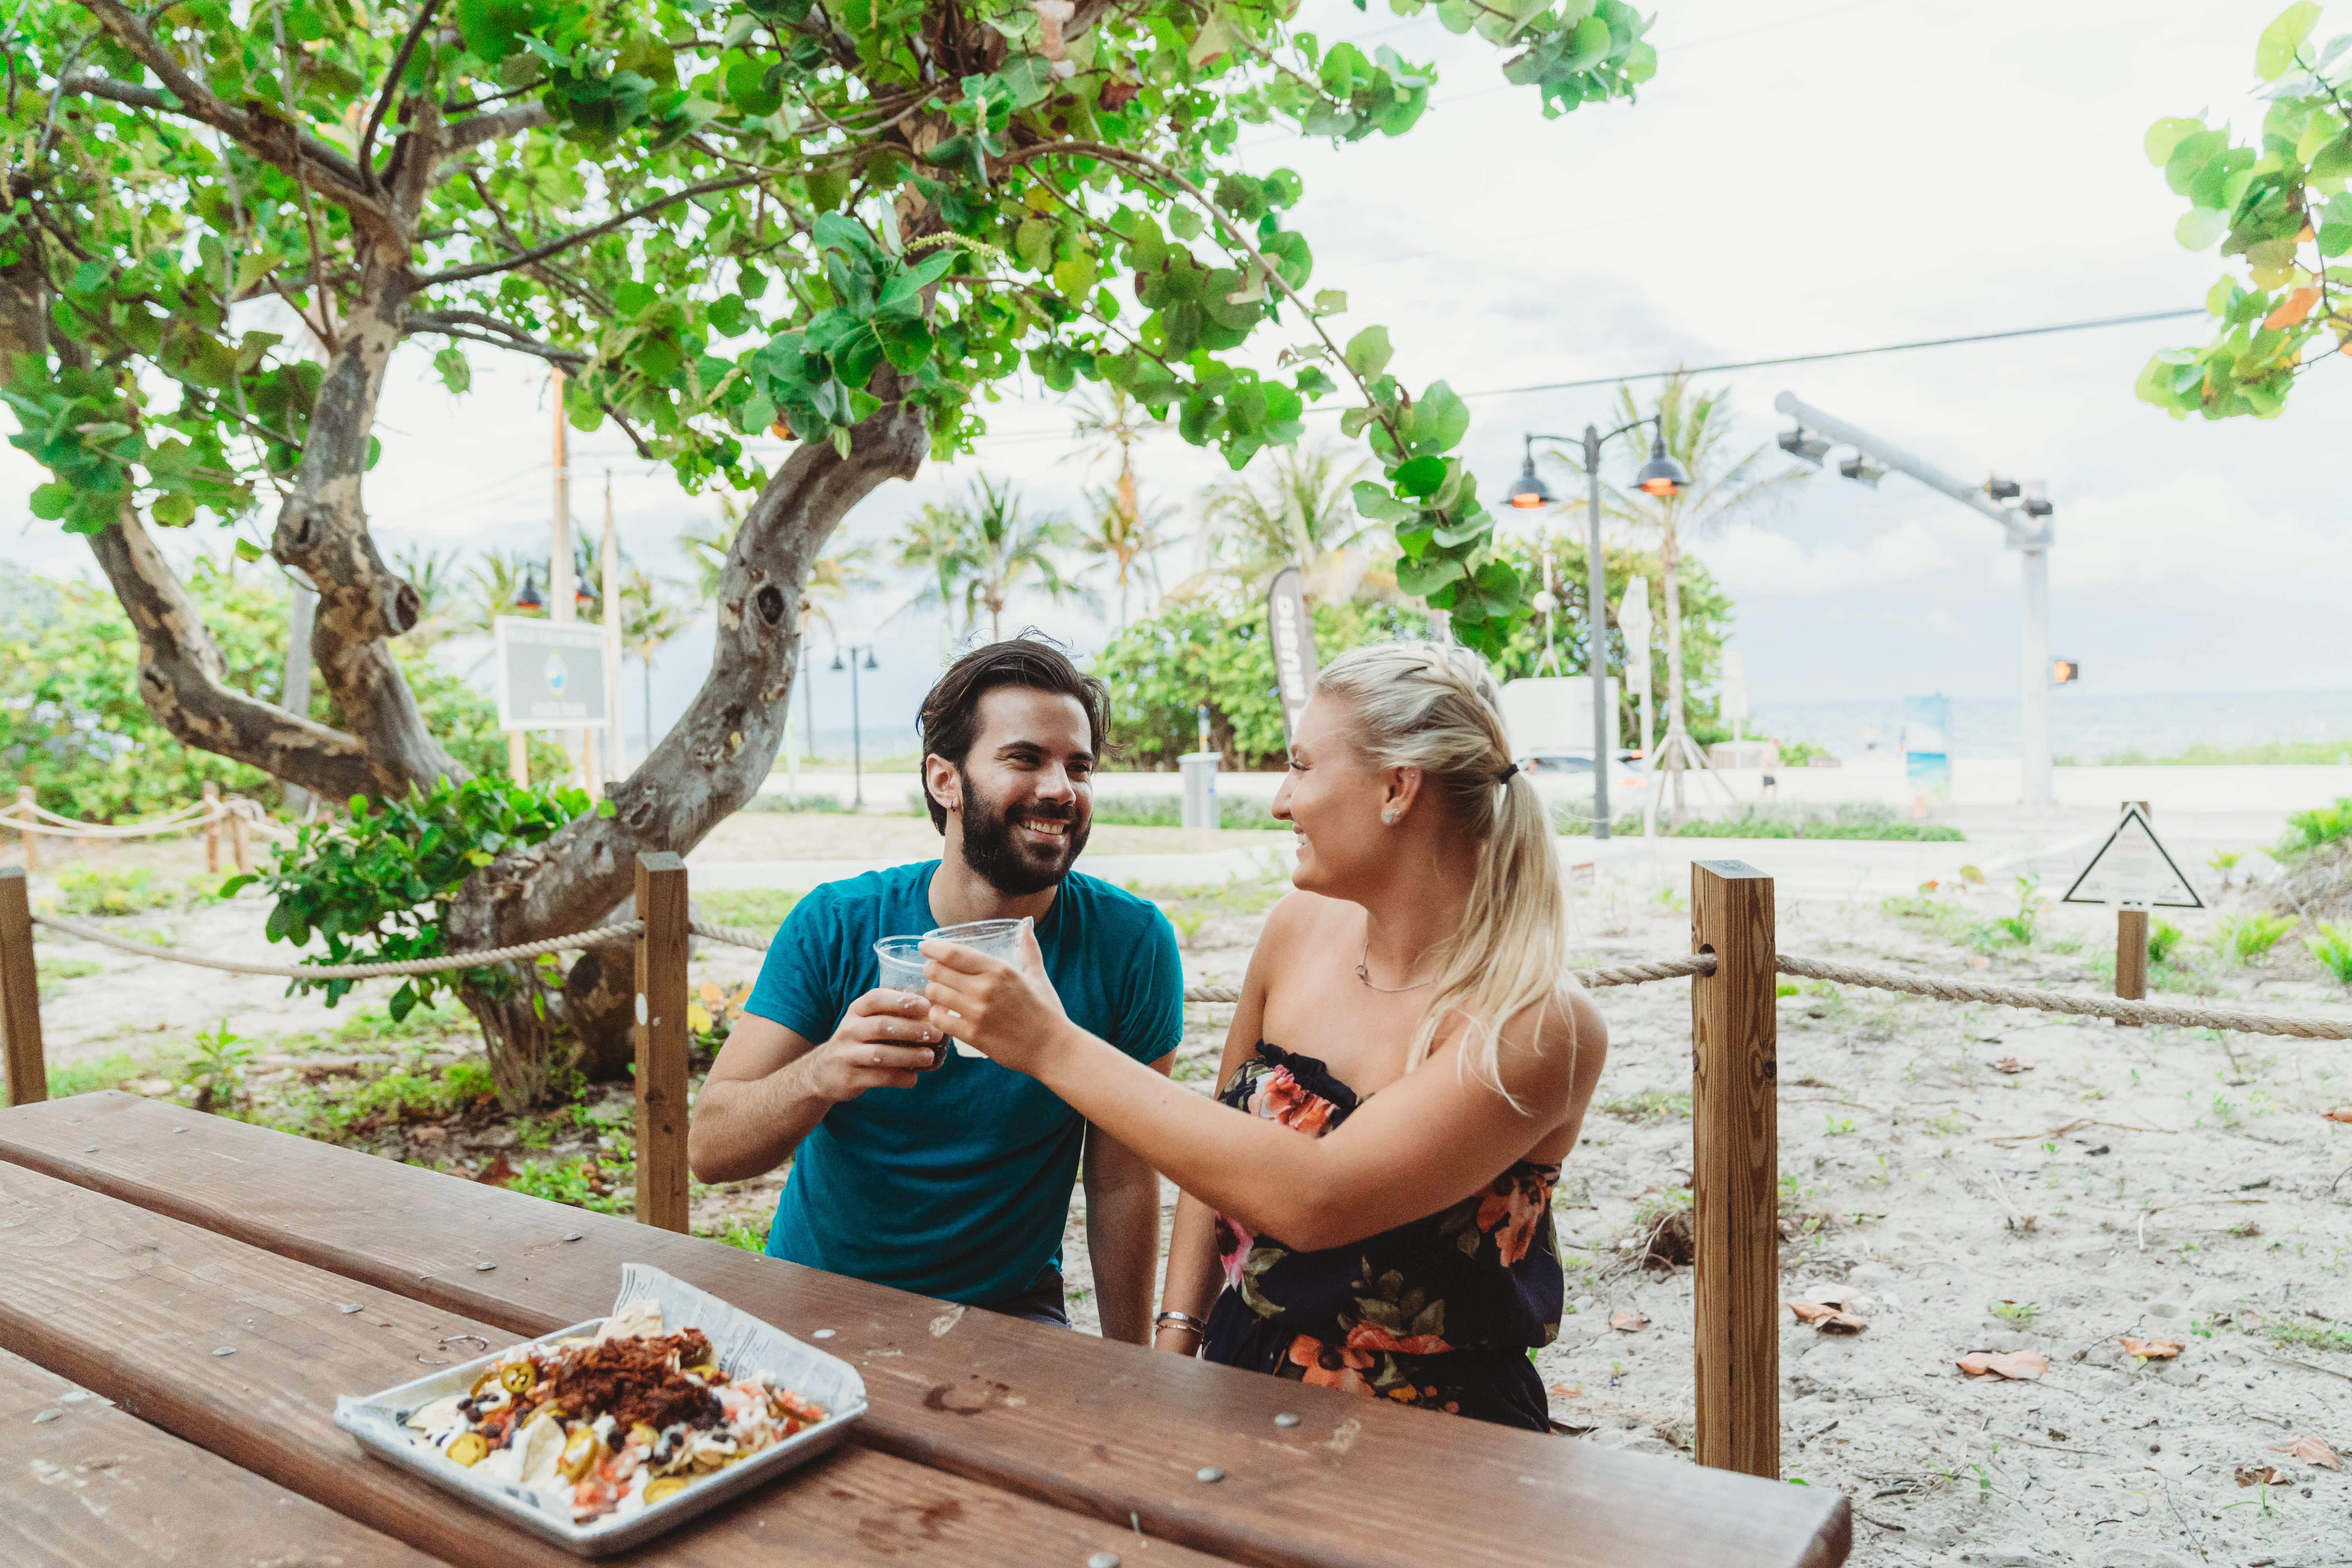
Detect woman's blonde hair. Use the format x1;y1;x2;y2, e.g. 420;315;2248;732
1311;642;1571;1100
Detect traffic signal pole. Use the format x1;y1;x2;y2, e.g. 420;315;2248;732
1772;392;2056;808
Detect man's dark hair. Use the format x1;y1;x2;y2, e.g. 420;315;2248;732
917;634;1109;833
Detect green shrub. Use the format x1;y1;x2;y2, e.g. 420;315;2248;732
2218;912;2298;964
739;792;848;814
2279;798;2352;857
2306;922;2352;988
1664;801;1963;842
2147;918;2185;965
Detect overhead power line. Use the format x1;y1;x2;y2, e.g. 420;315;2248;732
1340;307;2210;409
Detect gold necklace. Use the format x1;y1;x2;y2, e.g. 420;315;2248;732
1355;940;1435;992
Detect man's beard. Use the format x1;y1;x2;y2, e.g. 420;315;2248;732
957;770;1089;896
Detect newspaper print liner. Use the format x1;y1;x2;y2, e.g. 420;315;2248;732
334;1262;869;1557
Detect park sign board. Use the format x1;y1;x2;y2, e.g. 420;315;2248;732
1267;566;1320;746
2062;805;2203;909
494;616;609;731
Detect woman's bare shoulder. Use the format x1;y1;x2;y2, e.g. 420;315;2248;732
1255;886;1353;951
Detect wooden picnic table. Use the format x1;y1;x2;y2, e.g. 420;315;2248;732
0;1090;1851;1568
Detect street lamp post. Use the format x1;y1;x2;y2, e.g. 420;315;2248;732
1507;418;1689;839
830;644;880;811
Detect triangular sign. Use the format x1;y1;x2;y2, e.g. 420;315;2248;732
2060;806;2204;909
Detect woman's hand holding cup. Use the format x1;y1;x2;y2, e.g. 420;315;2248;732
919;919;1074;1074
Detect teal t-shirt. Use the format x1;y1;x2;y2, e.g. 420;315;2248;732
744;860;1183;1305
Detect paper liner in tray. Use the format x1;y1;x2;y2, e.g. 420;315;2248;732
334;1262;867;1556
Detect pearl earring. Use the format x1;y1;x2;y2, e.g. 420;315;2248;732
1382;810;1397;824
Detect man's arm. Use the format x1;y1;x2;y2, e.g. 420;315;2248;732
689;994;941;1185
1081;1050;1173;1344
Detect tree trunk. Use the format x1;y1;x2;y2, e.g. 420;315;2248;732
1663;525;1687;828
269;231;462;798
443;380;928;965
458;967;564;1110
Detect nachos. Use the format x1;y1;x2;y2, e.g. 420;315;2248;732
402;1305;829;1522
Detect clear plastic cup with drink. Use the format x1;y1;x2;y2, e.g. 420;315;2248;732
921;918;1029;1057
872;936;947;1069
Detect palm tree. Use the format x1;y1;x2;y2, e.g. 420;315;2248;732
1079;483;1178;626
892;476;1090;646
1067;386;1163;534
1574;373;1806;824
1200;442;1384;603
616;565;695;758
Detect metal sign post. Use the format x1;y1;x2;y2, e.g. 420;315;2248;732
2061;802;2202;1024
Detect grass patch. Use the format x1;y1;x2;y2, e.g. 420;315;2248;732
701;1214;771;1252
1172;1052;1219;1084
506;1153;630;1214
1668;801;1964;842
46;1049;152;1099
1601;1087;1691;1122
2217;912;2298;965
1130;870;1290;921
46;865;182;916
35;955;102;994
2279;797;2352;855
2267;1318;2352;1355
2104;742;2352;767
697;888;802;932
738;792;850;814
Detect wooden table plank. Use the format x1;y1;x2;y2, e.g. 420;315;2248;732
2;1347;447;1567
0;1157;1235;1568
0;1091;1850;1568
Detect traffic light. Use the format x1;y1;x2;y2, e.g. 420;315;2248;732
2051;658;2081;685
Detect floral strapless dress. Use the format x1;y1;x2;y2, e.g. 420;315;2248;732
1202;1042;1562;1431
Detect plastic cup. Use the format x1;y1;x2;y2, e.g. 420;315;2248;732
922;919;1029;1057
871;936;946;1069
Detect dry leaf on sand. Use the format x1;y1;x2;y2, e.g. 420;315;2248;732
2118;1335;2186;1360
473;1152;517;1186
2270;1435;2341;1470
1785;1300;1870;1334
1989;1057;2033;1074
2236;1466;2292;1487
1956;1350;2048;1381
1610;1312;1649;1333
1548;1382;1585;1398
2323;1106;2352;1124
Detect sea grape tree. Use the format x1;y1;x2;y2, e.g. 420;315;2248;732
0;0;1658;1096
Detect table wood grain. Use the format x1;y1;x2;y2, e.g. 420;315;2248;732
0;1091;1852;1568
2;1347;448;1568
0;1157;1236;1568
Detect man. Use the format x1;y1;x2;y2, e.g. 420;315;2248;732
690;637;1182;1339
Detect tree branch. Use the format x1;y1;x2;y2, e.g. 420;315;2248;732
442;100;554;155
404;307;587;367
419;171;767;286
357;0;442;186
83;507;386;802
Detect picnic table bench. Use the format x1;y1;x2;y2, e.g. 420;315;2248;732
0;1090;1851;1567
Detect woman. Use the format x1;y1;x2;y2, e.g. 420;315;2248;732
919;642;1608;1430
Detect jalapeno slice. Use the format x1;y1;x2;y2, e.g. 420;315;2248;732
643;1476;689;1505
446;1432;490;1468
498;1360;538;1395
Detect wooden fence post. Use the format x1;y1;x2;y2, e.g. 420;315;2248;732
1;867;46;1107
2114;800;2150;1023
17;786;37;872
202;782;221;873
1690;859;1778;1479
229;800;251;874
634;852;690;1234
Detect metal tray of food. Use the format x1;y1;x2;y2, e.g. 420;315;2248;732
334;1264;867;1556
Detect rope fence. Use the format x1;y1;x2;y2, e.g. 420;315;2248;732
2;786;301;874
26;911;644;981
1775;953;2352;1039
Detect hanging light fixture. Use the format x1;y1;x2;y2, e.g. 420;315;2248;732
863;648;879;671
1633;426;1691;498
828;649;845;672
514;567;544;612
1777;425;1831;465
1505;445;1555;509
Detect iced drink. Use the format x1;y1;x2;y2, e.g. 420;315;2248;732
871;936;946;1068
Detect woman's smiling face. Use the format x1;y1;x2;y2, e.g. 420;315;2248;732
1271;691;1392;897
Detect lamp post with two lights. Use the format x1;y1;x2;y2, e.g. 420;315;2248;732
831;644;880;811
1505;419;1688;838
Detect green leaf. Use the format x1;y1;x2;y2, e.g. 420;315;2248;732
1395;554;1467;597
2144;115;2204;167
1403;380;1470;454
233;536;265;562
2176;206;2228;250
1351;479;1416;522
2256;2;2321;80
28;481;73;521
1343;324;1393;380
431;346;471;394
1393;454;1448;496
1168;206;1205;240
1313;288;1348;314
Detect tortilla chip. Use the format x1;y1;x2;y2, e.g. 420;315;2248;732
517;1410;566;1485
404;1393;465;1434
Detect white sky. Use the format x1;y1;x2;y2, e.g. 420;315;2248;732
9;0;2346;758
